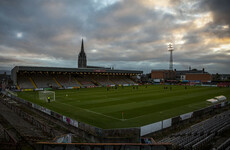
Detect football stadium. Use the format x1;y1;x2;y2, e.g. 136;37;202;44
1;0;230;149
0;39;229;150
9;41;229;129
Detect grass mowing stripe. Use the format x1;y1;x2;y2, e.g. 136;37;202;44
82;86;216;109
104;89;226;119
54;100;122;121
16;85;230;129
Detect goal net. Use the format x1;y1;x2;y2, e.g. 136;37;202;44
39;91;55;102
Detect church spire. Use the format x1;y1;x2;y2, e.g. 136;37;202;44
81;38;84;52
78;38;87;68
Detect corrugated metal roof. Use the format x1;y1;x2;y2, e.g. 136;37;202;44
12;66;143;74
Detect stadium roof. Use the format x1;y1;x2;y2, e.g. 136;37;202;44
12;66;143;74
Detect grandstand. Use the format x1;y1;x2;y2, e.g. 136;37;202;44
55;74;81;88
158;110;230;149
11;66;142;90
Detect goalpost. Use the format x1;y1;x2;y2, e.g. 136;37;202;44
39;91;55;102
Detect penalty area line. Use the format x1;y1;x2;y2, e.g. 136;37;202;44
55;101;123;121
124;112;157;121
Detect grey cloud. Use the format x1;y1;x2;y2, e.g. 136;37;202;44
177;53;230;64
201;0;230;25
183;35;201;45
0;0;94;58
0;0;229;74
0;56;23;63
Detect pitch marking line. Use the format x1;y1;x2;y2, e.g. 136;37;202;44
55;101;123;121
56;100;154;122
124;114;148;121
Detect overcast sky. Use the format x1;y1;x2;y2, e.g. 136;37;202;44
0;0;229;74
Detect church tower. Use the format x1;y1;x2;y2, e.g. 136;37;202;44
78;39;87;68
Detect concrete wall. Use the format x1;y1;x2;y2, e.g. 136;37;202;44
140;103;229;136
36;143;172;150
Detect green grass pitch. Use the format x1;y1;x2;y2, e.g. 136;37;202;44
17;85;230;129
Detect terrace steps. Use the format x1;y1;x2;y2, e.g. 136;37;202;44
73;77;83;86
129;78;137;84
92;79;101;86
122;79;129;84
110;79;117;85
53;77;63;88
29;77;37;89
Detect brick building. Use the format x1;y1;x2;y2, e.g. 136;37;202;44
151;70;176;80
151;68;212;83
186;73;212;82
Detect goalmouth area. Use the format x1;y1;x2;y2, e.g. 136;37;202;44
16;85;230;129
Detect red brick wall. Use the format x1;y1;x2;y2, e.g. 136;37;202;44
151;70;176;80
186;73;212;82
151;71;164;79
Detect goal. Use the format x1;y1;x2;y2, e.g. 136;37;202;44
39;91;55;102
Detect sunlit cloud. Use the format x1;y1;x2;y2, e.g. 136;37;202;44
93;0;121;10
90;49;98;53
194;12;213;28
222;25;229;30
140;0;176;15
16;32;23;38
141;0;172;8
0;0;230;73
171;30;186;45
212;44;230;53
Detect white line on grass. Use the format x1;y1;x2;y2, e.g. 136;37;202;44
123;110;166;121
55;101;123;121
124;114;149;121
